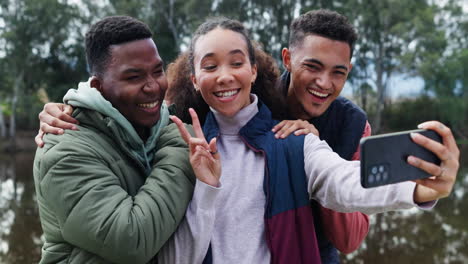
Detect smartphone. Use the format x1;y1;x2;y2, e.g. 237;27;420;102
360;129;442;188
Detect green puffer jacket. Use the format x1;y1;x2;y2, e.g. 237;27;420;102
33;108;195;264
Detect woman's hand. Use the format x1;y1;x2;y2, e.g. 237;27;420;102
170;108;221;187
35;103;78;147
408;121;460;203
272;119;319;139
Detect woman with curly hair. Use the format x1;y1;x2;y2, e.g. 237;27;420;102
165;41;286;125
156;17;457;264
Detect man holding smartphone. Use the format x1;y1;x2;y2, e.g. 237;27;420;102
271;9;371;263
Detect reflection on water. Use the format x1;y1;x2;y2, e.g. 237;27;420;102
342;145;468;264
0;153;42;263
0;148;466;263
342;173;468;264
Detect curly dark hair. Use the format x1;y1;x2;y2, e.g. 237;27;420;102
289;9;357;58
166;18;286;124
188;17;256;74
85;16;153;76
166;51;210;124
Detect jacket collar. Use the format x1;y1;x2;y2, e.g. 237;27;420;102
64;79;170;175
203;96;275;150
72;108;150;174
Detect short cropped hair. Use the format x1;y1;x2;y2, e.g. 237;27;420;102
85;16;153;76
289;9;357;58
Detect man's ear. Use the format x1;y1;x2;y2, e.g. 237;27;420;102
190;74;198;91
90;76;102;92
281;48;291;72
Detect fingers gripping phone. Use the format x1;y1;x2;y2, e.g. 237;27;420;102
360;129;442;188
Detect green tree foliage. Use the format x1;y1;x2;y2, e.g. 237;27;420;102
416;1;468;139
0;0;88;134
382;96;442;131
0;0;466;139
341;0;447;133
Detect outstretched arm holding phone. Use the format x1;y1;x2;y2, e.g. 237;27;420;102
303;120;458;213
35;103;459;204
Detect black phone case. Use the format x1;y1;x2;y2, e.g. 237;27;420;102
360;129;442;188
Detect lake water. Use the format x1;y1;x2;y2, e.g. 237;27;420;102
0;148;466;263
0;152;42;263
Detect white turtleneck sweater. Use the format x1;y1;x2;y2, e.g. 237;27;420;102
157;95;423;264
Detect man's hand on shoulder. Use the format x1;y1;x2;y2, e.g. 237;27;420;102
272;119;319;139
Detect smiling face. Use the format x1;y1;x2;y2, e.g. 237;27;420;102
282;34;352;119
191;28;257;117
92;38;167;138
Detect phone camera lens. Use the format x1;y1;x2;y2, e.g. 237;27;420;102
379;165;384;173
383;171;388;181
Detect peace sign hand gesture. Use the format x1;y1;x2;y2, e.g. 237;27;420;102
170;108;221;187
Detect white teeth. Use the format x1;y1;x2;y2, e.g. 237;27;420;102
307;89;328;98
214;89;239;97
138;101;159;108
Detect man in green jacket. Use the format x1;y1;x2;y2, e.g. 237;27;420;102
33;16;195;263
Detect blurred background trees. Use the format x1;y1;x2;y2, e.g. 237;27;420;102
0;0;467;140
